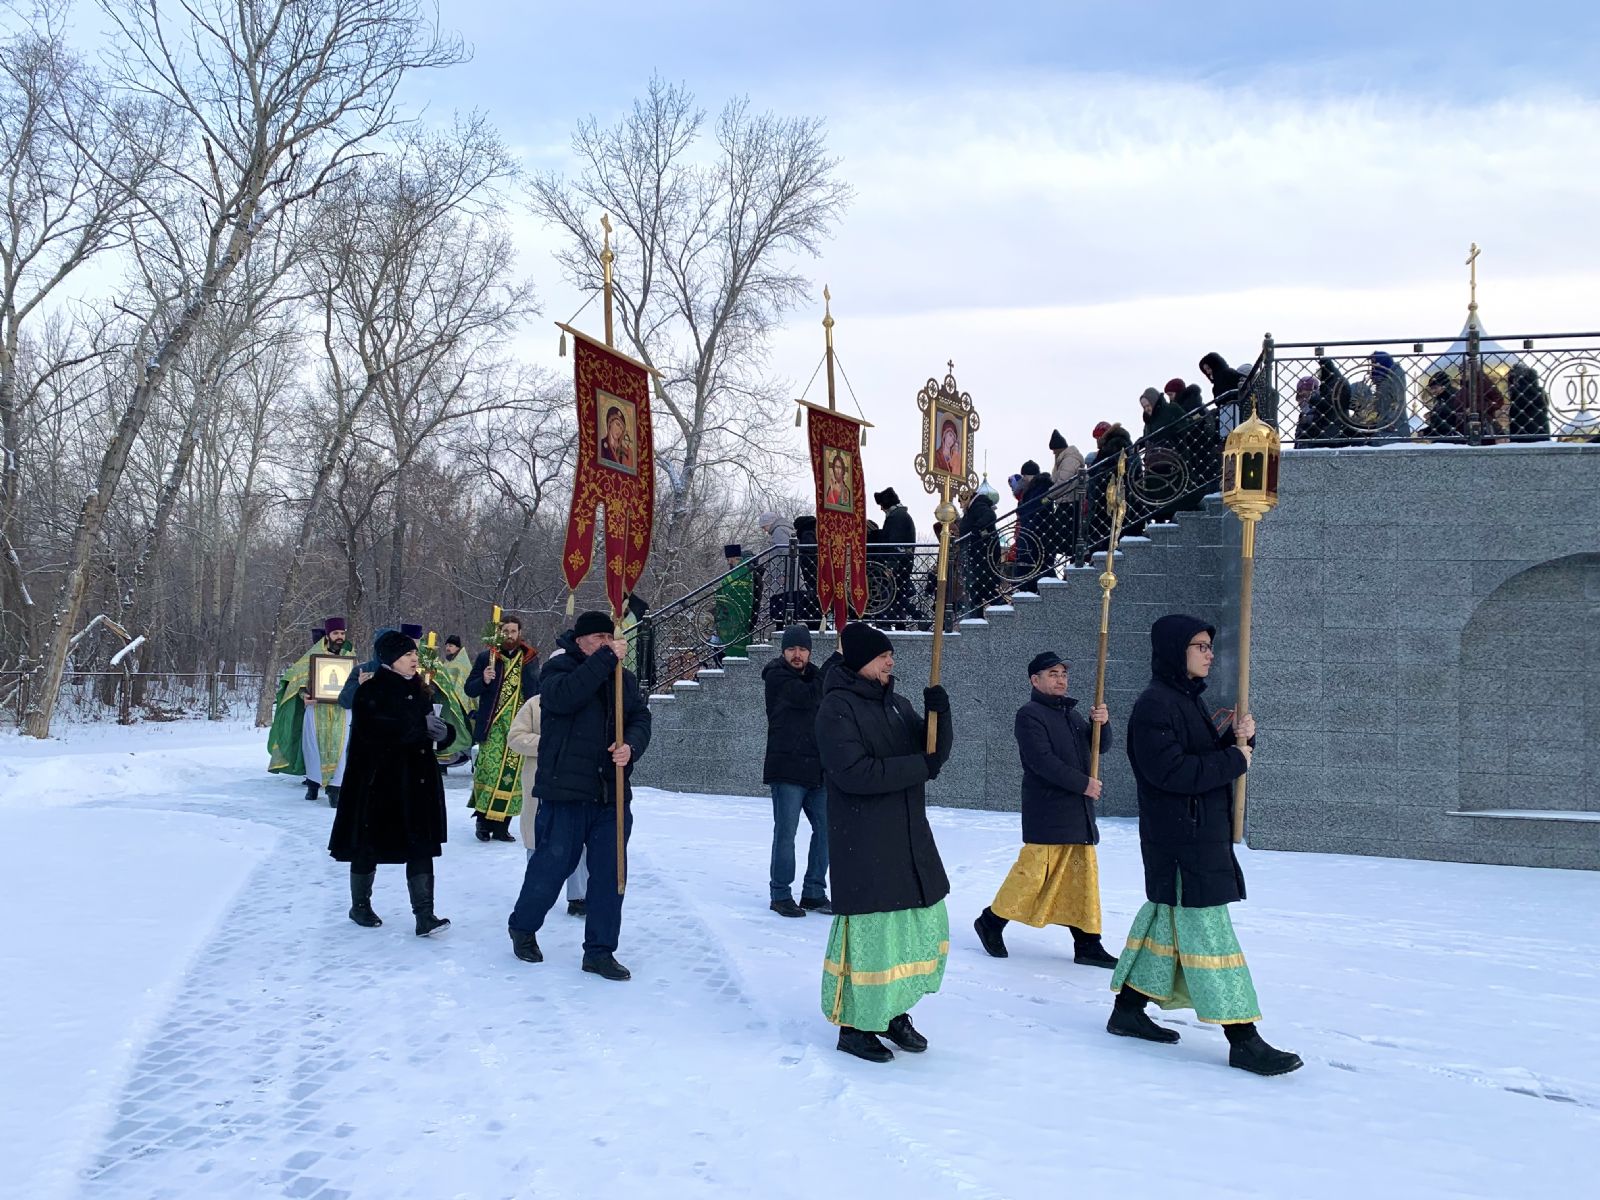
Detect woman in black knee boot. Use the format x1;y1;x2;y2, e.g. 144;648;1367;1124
329;630;459;936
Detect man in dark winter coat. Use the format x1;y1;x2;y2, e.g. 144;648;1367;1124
329;630;458;937
507;611;651;981
1105;614;1302;1076
957;485;1000;612
762;624;830;918
817;623;952;1064
873;487;919;627
974;651;1116;966
1014;460;1055;592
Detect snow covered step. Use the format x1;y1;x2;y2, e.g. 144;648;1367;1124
1450;809;1600;824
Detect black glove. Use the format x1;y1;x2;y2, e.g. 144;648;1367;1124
923;684;950;714
424;714;449;743
923;753;942;781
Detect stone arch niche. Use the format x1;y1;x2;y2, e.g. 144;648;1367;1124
1457;553;1600;814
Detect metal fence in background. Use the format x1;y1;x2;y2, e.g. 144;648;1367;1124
0;670;265;727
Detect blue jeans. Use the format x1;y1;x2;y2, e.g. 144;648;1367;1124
770;783;828;902
509;800;632;956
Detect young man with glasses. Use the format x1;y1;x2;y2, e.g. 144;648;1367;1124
1105;614;1302;1076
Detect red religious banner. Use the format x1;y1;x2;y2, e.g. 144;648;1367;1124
559;325;658;615
803;401;869;628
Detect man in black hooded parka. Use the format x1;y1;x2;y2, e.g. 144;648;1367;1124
1105;614;1302;1076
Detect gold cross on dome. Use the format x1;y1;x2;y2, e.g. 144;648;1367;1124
1466;242;1481;310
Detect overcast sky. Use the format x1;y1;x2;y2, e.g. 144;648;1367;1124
282;3;1600;526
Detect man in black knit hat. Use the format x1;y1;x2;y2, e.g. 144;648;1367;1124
762;623;830;917
872;487;918;628
818;622;952;1063
507;610;651;981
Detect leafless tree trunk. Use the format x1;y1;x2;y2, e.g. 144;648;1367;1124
26;0;464;737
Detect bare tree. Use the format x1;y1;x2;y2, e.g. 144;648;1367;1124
24;0;465;737
527;76;851;586
253;117;530;723
0;3;168;660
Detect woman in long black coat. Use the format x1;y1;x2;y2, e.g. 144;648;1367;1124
329;630;458;936
1104;613;1302;1076
816;623;952;1064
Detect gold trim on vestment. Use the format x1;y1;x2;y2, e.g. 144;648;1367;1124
1122;936;1247;971
823;941;951;987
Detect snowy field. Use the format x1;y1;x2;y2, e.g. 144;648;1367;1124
4;723;1598;1200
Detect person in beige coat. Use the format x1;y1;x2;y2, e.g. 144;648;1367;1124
507;694;589;915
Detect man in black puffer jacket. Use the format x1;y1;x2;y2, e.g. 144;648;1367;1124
506;611;651;982
1105;613;1301;1076
762;624;830;918
974;650;1116;967
817;623;952;1065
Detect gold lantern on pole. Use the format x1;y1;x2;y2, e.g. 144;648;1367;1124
1221;393;1281;844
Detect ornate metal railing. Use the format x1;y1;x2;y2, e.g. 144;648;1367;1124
629;329;1600;694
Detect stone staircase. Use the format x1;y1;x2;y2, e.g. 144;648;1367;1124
638;499;1240;818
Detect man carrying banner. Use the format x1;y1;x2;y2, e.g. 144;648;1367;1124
465;613;540;842
267;617;355;805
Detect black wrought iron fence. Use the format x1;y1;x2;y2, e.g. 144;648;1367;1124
0;670;264;726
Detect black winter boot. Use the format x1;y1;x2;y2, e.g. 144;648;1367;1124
304;779;320;803
1106;984;1180;1044
770;898;806;918
974;907;1009;958
348;871;381;927
1225;1023;1303;1076
327;785;340;809
406;871;450;937
490;820;515;842
567;899;586;917
800;895;832;914
582;952;632;981
884;1013;928;1053
474;814;491;842
509;929;543;962
836;1026;893;1063
1070;926;1119;968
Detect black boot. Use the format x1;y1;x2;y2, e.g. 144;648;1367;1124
1106;984;1180;1044
406;871;450;937
327;785;340;809
884;1013;928;1053
567;899;586;917
836;1026;893;1063
304;779;320;803
509;929;542;963
490;820;515;842
1225;1023;1303;1076
1070;926;1119;968
800;894;832;914
348;871;381;927
770;898;806;918
582;952;632;981
474;813;491;842
974;907;1009;958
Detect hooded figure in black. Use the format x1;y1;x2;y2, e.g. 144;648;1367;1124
974;650;1117;967
1200;351;1249;438
873;488;919;627
1104;614;1302;1076
329;630;458;937
816;622;952;1064
1505;363;1550;442
957;486;1000;611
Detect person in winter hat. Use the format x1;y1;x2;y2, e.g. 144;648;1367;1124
328;630;459;937
762;623;830;917
506;610;651;982
974;650;1116;967
465;613;540;842
1104;614;1301;1076
872;487;919;627
817;623;953;1063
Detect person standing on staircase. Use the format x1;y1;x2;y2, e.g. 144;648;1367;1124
1104;614;1302;1076
818;622;952;1063
762;624;830;918
974;650;1118;967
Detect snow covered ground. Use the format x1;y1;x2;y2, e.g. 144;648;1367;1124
4;722;1598;1199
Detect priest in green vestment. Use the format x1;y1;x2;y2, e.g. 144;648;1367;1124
465;613;541;841
713;544;757;659
267;617;356;805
